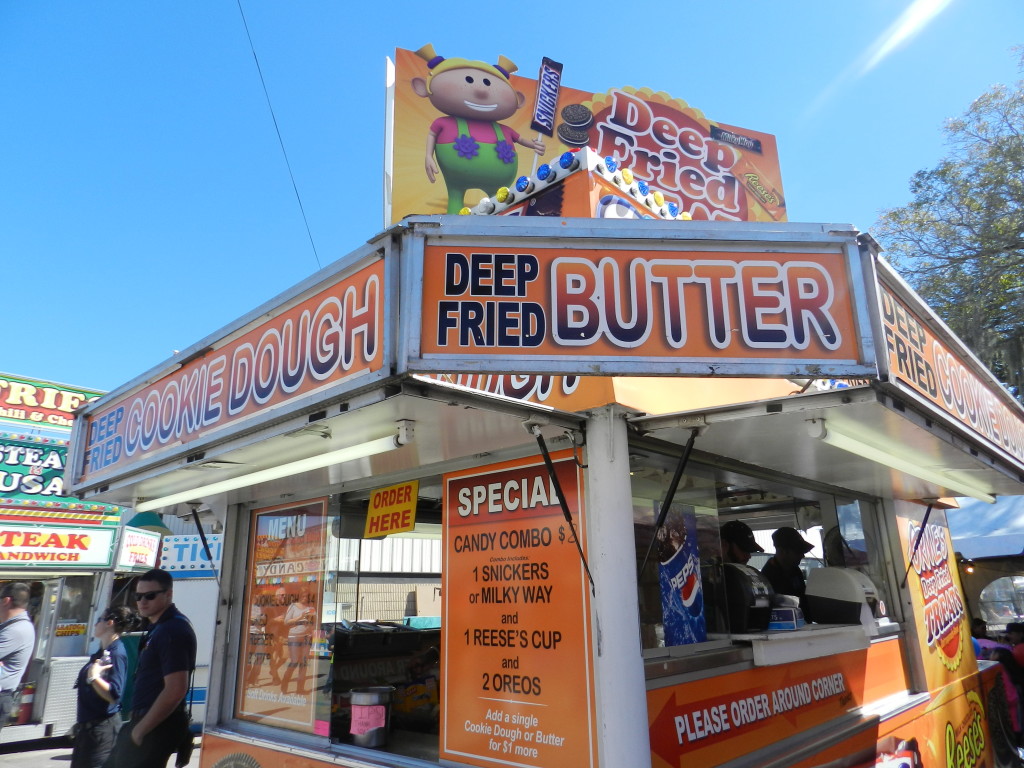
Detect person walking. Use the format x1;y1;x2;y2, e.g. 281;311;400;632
72;606;133;768
0;582;36;734
103;568;196;768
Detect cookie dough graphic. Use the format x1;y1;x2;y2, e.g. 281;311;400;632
596;193;644;220
212;753;263;768
556;103;594;147
412;44;545;214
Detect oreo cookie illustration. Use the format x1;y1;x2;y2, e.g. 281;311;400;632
560;103;593;129
557;123;590;147
556;103;594;148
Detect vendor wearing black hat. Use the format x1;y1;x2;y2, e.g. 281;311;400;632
720;520;764;565
761;526;814;599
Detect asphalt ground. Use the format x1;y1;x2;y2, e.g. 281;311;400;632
0;736;203;766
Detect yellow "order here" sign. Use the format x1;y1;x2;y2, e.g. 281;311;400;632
364;480;418;538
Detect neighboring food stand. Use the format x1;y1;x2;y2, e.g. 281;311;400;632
0;374;160;744
946;496;1024;635
65;49;1024;768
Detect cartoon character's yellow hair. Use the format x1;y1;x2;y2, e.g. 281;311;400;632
415;44;518;93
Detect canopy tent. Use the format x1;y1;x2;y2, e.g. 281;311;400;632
947;496;1024;559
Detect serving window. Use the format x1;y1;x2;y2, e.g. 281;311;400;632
632;448;898;660
321;499;441;759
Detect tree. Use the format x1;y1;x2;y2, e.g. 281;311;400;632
874;48;1024;398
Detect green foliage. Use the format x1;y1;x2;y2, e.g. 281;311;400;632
875;48;1024;399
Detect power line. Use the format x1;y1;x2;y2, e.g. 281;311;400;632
235;0;322;271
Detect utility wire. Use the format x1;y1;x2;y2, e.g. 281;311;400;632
235;0;322;271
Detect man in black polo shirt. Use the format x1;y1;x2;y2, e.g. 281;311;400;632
104;568;196;768
760;526;814;600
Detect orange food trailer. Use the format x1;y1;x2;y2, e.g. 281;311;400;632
66;205;1024;768
65;46;1024;768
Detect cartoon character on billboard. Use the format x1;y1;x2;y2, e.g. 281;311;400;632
412;44;545;213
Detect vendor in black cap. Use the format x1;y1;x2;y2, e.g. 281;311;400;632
720;520;764;565
761;526;814;599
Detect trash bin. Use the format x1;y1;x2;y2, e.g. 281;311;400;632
349;686;395;748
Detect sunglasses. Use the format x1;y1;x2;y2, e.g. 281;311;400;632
134;589;167;602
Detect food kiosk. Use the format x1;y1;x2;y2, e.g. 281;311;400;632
0;374;161;744
65;205;1024;767
64;48;1024;768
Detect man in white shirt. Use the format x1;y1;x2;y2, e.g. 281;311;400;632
0;582;36;732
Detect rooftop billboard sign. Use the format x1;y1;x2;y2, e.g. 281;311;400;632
387;46;786;225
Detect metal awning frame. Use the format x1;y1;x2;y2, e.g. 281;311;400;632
75;375;587;513
629;382;1024;503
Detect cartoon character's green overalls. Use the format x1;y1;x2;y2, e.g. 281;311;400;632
435;118;518;213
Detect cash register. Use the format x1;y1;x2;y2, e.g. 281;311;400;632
723;563;774;632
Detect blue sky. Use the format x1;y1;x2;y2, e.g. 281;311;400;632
2;0;1022;393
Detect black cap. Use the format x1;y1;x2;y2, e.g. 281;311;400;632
721;520;764;553
772;526;814;554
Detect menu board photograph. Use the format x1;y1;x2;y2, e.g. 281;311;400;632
237;497;328;733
